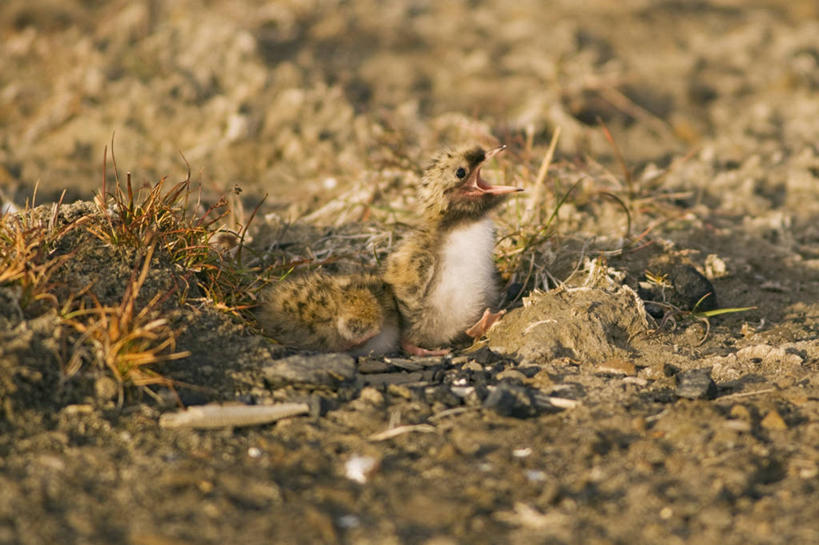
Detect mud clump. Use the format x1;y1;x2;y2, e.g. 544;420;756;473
487;285;648;365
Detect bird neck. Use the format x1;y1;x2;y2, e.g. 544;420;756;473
423;208;491;236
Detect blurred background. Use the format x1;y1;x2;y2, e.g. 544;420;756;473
1;0;818;217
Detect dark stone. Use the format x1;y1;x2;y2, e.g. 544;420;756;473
637;263;717;314
471;346;502;365
643;301;666;319
463;384;488;406
262;353;356;388
663;363;681;377
445;368;486;387
357;371;426;387
176;388;211;406
357;357;392;374
483;383;538;418
515;366;542;378
383;357;422;371
670;265;717;311
506;282;524;302
548;382;586;399
407;356;447;368
637;388;678;405
676;367;718;399
423;385;462;407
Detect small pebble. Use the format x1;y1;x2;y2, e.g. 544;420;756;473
450;386;474;398
675;367;717;399
704;254;729;279
663;363;681;377
337;515;360;529
526;369;554;389
358;386;385;407
62;404;94;415
483;383;538;418
262;353;356;387
94;376;119;401
524;469;546;482
797;462;818;479
358;358;392;374
387;384;412;400
470;346;502;365
595;358;637;376
496;369;527;382
760;410;787;430
384;357;421;370
729;404;752;420
462;361;484;373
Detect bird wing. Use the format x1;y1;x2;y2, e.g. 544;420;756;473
384;235;437;323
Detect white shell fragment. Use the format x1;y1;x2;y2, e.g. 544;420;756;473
512;447;532;458
344;455;379;484
541;397;580;409
159;402;310;429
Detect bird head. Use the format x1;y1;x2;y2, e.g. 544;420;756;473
418;145;522;224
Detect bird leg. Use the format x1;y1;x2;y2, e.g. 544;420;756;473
401;339;451;357
465;308;505;338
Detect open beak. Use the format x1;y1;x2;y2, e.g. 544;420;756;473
463;145;524;197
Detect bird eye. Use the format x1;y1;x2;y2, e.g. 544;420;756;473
455;167;466;179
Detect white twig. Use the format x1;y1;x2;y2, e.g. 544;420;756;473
523;127;561;225
542;397;580;409
159;402;310;429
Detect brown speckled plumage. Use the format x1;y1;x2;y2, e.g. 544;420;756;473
416;146;501;225
385;145;522;353
256;145;519;356
256;272;400;354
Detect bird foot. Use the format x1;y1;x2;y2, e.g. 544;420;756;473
465;308;505;339
401;339;451;357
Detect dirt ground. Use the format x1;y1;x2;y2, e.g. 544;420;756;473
1;1;818;544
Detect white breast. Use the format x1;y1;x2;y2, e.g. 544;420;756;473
427;218;498;344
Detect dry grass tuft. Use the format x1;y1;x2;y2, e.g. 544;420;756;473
1;143;272;399
90;144;268;318
492;125;701;307
0;189;84;311
62;243;190;404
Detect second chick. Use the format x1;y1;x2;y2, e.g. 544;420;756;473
256;272;400;356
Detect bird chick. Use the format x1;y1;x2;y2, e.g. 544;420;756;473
385;145;522;356
256;272;400;356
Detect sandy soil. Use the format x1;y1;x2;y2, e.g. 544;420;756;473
1;1;818;544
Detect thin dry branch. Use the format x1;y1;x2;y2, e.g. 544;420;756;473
522;127;561;225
